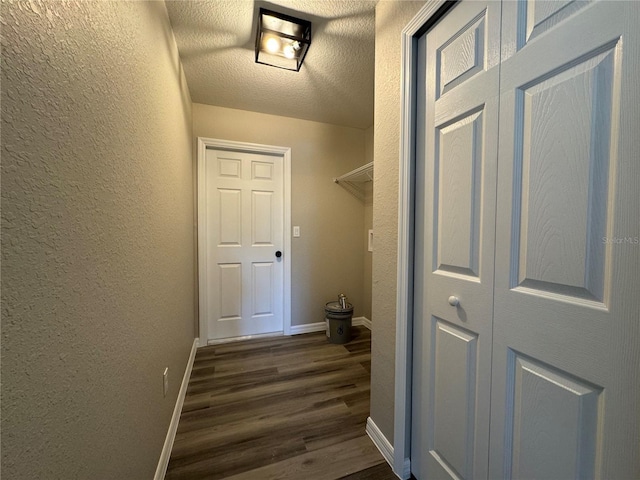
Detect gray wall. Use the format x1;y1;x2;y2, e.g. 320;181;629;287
1;2;195;478
370;0;426;443
193;103;366;326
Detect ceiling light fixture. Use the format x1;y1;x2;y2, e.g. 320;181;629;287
255;8;311;72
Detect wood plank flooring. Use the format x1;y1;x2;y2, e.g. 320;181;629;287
166;326;398;480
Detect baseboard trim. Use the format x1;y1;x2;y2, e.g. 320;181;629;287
290;317;371;336
154;337;198;480
207;331;283;345
366;417;394;469
289;321;326;335
352;316;371;329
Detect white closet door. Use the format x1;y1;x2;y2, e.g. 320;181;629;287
490;2;640;478
411;1;501;478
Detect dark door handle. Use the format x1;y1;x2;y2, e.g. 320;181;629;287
275;251;282;258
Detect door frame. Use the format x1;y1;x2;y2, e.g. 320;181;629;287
393;1;456;477
196;137;292;344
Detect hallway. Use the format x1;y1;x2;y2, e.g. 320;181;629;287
166;327;395;479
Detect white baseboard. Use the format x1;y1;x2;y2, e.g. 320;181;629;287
154;338;198;480
366;417;395;469
366;417;410;478
352;316;371;329
289;321;326;335
290;317;371;336
207;331;282;345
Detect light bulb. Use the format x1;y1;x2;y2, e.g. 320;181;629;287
265;37;280;53
283;44;295;59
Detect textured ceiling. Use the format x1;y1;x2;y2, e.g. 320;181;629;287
165;0;376;129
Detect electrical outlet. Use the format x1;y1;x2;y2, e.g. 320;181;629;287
163;368;169;397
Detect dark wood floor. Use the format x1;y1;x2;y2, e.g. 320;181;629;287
166;326;398;479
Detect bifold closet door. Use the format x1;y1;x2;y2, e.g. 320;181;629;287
413;1;640;479
411;1;501;479
489;2;640;478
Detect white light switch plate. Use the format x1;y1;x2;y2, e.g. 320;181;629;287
293;226;300;237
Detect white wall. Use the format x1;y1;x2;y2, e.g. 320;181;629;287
193;104;367;326
370;0;427;443
1;2;195;478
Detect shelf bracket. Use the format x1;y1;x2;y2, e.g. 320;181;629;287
333;162;374;202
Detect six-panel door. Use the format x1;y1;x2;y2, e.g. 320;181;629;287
204;148;284;341
412;1;640;479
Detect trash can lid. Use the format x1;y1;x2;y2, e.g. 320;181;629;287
325;301;353;313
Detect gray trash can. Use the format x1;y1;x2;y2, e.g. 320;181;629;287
325;301;354;344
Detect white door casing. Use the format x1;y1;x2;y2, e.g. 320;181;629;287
197;138;292;343
400;1;640;479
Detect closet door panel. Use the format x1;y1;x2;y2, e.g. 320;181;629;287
509;353;601;480
490;2;640;478
411;1;502;479
515;47;615;301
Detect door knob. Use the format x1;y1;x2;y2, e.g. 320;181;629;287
448;296;459;306
275;251;282;258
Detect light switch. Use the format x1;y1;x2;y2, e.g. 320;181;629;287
293;226;300;237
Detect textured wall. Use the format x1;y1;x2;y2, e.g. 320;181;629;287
370;0;426;443
1;2;194;478
193;103;366;327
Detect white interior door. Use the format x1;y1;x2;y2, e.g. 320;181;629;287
203;147;284;341
412;1;639;479
489;2;640;478
411;1;501;478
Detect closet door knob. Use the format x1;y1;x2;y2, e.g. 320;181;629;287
275;251;282;258
448;296;459;307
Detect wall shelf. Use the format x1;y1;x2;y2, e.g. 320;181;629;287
333;162;374;201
